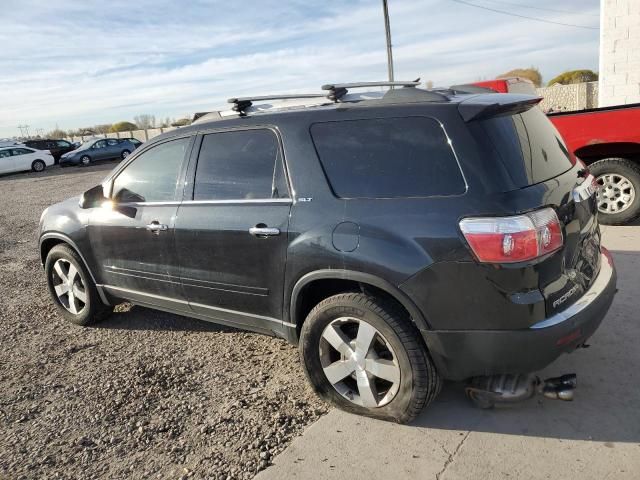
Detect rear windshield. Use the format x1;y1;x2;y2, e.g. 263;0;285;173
468;107;573;189
310;117;466;199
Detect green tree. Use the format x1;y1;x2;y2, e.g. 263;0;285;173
547;69;598;86
110;121;137;133
48;124;67;138
171;118;191;127
498;67;543;87
93;124;112;134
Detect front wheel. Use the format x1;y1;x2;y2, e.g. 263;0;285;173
80;155;91;166
45;244;111;326
591;158;640;225
31;160;46;172
299;293;441;423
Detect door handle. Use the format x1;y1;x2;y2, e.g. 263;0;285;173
146;221;168;233
249;226;280;237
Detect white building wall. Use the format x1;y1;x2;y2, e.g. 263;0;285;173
599;0;640;107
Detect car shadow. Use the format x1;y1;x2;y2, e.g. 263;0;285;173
93;304;234;333
413;245;640;443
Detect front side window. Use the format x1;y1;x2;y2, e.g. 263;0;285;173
193;129;288;200
310;117;466;198
107;139;119;146
111;137;190;203
94;140;107;149
57;140;71;147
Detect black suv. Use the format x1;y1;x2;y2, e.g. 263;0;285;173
24;138;75;163
39;82;616;423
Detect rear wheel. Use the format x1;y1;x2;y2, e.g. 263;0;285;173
80;155;91;166
299;293;441;423
45;244;111;326
121;149;130;159
590;158;640;225
31;160;46;172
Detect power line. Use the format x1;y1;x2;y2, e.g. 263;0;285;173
478;0;599;17
449;0;599;29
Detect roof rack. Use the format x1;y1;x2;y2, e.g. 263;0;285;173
322;80;421;101
228;94;327;115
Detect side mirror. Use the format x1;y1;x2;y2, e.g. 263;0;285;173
79;184;108;209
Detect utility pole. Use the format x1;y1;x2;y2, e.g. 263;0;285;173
382;0;394;83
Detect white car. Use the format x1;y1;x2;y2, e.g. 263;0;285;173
0;146;55;174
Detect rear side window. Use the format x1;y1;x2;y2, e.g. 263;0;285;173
194;129;288;200
310;117;466;198
468;107;573;189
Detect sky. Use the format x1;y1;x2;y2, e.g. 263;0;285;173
0;0;600;138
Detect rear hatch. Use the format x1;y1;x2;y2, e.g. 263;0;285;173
465;101;601;318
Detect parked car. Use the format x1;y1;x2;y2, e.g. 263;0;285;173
469;78;640;225
0;146;54;174
24;139;76;163
59;138;136;166
118;137;143;149
39;82;616;423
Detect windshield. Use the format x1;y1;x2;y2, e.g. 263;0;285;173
77;140;96;150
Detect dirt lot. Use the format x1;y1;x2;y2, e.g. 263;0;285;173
0;164;329;480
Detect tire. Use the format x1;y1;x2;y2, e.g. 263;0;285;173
590;158;640;225
31;160;46;172
80;155;91;166
45;244;111;326
299;293;441;423
121;149;130;160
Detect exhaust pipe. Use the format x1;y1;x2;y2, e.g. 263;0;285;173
466;373;577;408
541;374;576;401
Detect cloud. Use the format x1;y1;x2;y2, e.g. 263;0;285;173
0;0;599;136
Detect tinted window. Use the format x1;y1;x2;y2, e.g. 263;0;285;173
57;140;71;147
112;137;189;203
94;140;106;148
11;148;31;155
0;150;11;158
194;129;287;200
468;107;573;189
310;117;465;198
107;139;119;146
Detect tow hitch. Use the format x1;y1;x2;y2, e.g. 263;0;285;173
465;373;577;409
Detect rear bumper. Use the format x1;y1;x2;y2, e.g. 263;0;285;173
422;249;617;381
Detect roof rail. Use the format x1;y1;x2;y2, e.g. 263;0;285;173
228;94;327;114
321;80;421;101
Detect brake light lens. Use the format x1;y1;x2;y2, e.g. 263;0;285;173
460;207;563;263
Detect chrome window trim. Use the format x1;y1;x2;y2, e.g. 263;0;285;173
114;198;293;207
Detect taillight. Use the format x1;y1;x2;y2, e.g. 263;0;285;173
459;207;563;263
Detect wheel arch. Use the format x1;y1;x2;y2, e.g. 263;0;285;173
577;143;640;164
289;269;430;338
39;233;109;305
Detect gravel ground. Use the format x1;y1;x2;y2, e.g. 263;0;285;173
0;164;329;480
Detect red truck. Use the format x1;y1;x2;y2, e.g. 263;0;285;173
471;78;640;225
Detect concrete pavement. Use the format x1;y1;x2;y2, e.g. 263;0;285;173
257;225;640;480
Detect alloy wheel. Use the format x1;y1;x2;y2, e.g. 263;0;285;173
596;173;636;214
51;259;87;315
319;317;401;408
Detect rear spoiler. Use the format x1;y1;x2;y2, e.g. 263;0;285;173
458;94;542;122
